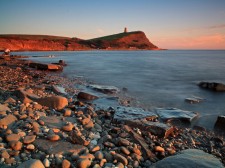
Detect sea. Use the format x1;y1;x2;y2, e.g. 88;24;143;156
12;50;225;129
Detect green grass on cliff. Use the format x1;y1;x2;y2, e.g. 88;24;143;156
89;31;143;41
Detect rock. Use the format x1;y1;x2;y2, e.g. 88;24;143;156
185;97;202;104
29;62;63;71
214;115;225;130
26;144;35;150
155;146;165;152
1;150;10;159
32;122;40;133
23;135;36;144
0;114;17;129
117;137;130;146
33;103;42;110
9;141;22;151
37;96;68;110
113;153;128;166
63;109;72;117
90;145;100;153
95;151;104;160
88;84;119;94
114;106;158;122
198;81;225;91
77;92;99;100
70;129;90;146
120;146;130;155
84;120;94;129
43;158;50;167
116;162;125;168
52;85;67;95
156;108;198;122
0;104;10;112
47;134;60;141
62;122;74;131
123;120;174;138
152;149;224;168
62;159;71;168
128;127;156;162
77;158;92;168
17;159;45;168
6;134;21;142
15;88;40;102
4;97;16;104
34;139;86;155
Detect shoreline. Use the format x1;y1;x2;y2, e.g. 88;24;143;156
0;57;224;167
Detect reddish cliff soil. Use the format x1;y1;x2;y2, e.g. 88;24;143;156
0;31;159;51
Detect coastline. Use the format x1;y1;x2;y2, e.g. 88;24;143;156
0;57;224;167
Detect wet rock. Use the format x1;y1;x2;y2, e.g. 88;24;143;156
29;62;63;71
114;106;158;122
52;85;67;95
156;108;198;122
37;96;68;110
214;115;225;130
77;92;99;100
152;149;224;168
88;84;119;94
17;159;45;168
0;114;17;129
185;97;203;104
198;81;225;91
23;135;36;144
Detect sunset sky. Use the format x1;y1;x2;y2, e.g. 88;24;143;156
0;0;225;49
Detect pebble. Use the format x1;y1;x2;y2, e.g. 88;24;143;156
113;153;128;166
62;159;71;168
95;151;104;160
47;134;60;141
155;146;165;152
9;141;22;151
26;144;35;150
6;134;21;142
62;122;74;131
64;109;72;117
77;158;92;168
120;146;130;155
90;145;100;153
23;135;36;144
43;158;50;167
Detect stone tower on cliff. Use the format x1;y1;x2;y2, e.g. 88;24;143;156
124;27;127;33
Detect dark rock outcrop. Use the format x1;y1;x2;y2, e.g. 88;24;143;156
198;81;225;91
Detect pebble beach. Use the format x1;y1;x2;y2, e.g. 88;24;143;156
0;57;224;168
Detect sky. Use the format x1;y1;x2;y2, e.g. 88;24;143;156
0;0;225;49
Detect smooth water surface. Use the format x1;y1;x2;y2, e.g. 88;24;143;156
13;50;225;129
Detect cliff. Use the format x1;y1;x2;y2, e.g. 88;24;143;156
0;31;159;51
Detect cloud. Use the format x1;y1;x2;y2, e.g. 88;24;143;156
208;24;225;29
157;34;225;49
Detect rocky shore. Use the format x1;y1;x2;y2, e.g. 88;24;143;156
0;57;224;168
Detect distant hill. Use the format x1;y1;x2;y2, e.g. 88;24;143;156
0;31;159;51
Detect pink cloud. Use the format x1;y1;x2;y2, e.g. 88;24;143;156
156;34;225;49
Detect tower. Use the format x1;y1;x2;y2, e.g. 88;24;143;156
124;27;127;33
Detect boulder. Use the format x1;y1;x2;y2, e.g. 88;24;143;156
156;108;198;122
114;106;158;122
17;159;45;168
29;62;63;71
214;115;225;130
37;96;68;110
77;92;99;100
52;85;67;95
88;84;119;94
123;120;174;138
152;149;223;168
34;139;86;155
198;81;225;91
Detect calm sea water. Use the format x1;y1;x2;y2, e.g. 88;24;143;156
13;50;225;129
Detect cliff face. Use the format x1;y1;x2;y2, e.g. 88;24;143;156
0;31;159;51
